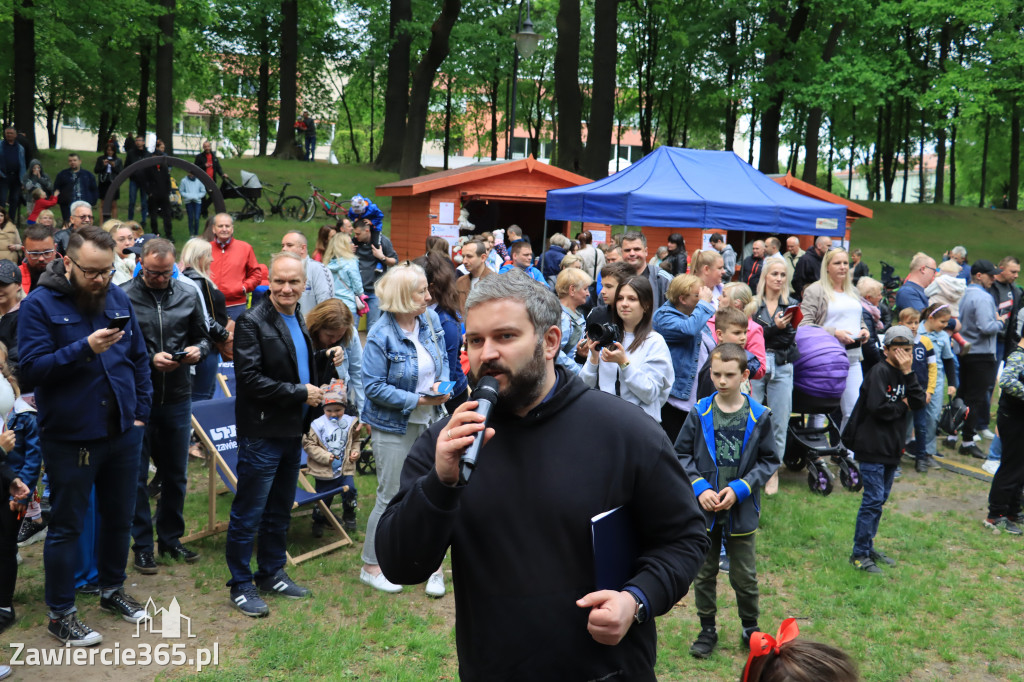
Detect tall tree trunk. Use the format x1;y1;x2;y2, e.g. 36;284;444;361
847;106;855;196
723;18;738;151
137;40;151;138
873;110;882;200
918;114;925;202
272;0;299;158
901;99;910;202
340;86;360;163
489;74;499;160
932;22;951;204
949;110;957;205
443;74;452;170
758;1;811;173
580;0;618;179
97;111;110;151
257;18;270;156
747;105;757;165
375;0;413;171
554;0;583;172
826;114;834;191
979;114;991;208
155;0;175;154
398;0;461;179
1010;102;1020;210
801;21;844;185
13;0;37;155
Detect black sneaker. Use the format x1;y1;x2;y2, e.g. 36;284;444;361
342;504;357;531
134;551;158;574
311;520;324;538
147;478;162;501
0;607;15;635
849;555;883;573
870;549;897;567
742;625;760;647
257;570;311;599
984;517;1024;535
16;518;47;547
960;443;987;459
689;627;718;659
718;555;730;573
100;588;146;623
76;583;100;596
915;459;928;473
923;455;941;468
230;583;269;617
158;544;200;563
48;611;102;646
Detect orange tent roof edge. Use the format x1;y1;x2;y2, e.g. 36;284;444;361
376;156;592;197
773;172;873;219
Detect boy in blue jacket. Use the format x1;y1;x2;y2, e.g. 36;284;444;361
674;342;779;659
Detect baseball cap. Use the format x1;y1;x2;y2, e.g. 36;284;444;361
125;233;159;257
883;326;914;347
971;259;1002;277
0;260;21;286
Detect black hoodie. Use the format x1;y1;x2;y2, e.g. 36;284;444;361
377;366;709;681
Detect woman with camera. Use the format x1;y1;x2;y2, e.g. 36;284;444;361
799;247;870;430
360;263;449;597
652;273;715;442
580;275;673;423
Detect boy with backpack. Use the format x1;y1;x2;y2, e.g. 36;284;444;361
675;342;779;658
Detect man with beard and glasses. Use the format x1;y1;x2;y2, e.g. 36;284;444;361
19;226;152;646
376;270;709;681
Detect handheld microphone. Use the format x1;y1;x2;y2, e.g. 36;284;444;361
459;376;500;484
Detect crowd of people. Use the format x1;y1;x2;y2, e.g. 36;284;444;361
0;130;1020;677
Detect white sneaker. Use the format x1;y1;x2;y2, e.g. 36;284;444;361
980;429;996;440
973;435;983;443
0;663;10;680
982;460;1000;476
360;568;402;593
425;573;445;598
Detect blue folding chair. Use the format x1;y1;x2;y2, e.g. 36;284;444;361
186;397;353;565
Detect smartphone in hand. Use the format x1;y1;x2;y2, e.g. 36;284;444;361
107;316;130;331
420;380;456;397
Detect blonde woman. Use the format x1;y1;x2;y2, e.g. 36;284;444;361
749;259;798;493
800;247;870;429
715;282;767;381
555;267;592;374
323;232;365;318
180;238;232;400
103;220;136;285
690;249;728;305
559;253;583;270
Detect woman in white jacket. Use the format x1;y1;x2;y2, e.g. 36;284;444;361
580;275;674;422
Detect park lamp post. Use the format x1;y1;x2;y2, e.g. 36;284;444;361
505;0;541;160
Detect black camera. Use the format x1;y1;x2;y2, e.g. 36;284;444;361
587;320;622;349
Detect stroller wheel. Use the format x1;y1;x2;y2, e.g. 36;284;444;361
783;450;805;472
838;459;863;492
253;210;266;224
806;460;834;496
355;437;376;476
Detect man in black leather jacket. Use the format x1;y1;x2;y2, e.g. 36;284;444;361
122;238;209;573
225;251;324;617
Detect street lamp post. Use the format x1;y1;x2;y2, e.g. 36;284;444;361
505;0;541;160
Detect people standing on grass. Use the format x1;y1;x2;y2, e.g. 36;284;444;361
984;335;1024;535
957;260;1004;458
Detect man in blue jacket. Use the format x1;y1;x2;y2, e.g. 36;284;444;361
19;226;153;646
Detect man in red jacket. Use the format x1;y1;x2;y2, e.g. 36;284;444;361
209;213;262;320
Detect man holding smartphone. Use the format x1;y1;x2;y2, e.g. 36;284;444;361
122;238;210;574
19;226;153;646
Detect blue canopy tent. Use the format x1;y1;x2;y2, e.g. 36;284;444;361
545;147;847;237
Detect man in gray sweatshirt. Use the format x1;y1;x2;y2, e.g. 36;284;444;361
958;259;1005;457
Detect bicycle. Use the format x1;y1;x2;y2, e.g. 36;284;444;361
299;182;349;223
261;181;310;222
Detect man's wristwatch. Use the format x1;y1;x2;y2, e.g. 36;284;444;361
628;591;647;624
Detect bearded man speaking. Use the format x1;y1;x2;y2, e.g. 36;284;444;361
377;270;708;681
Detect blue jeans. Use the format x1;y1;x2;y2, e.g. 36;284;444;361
132;399;193;554
364;293;381;332
192;352;220;401
852;462;897;558
186;201;201;237
989;435;1002;462
225;436;301;586
312;475;356;522
750;355;794;462
42;426;144;614
912;407;932;461
225;304;247;321
305;135;316;161
128;179;148;222
76;489;99;590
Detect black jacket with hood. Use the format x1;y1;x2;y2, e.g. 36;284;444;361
377;366;709;682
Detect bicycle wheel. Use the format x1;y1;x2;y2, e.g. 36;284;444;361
300;199;316;223
279;196;309;222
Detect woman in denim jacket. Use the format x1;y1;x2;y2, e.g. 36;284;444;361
359;263;450;597
653;273;716;442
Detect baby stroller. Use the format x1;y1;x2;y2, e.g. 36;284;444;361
785;326;862;495
880;261;902;312
169;176;184;221
221;171;265;223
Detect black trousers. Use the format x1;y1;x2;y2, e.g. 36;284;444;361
989;404;1024;518
661;403;689;445
0;503;18;607
148;194;172;238
957;354;997;440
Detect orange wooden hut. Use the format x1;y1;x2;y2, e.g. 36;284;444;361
770;172;874;251
375;157;593;260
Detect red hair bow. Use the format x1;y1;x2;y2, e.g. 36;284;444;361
741;618;800;682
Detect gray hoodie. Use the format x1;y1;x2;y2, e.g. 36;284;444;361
21;159;52;196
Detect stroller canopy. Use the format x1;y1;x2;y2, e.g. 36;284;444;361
793;326;849;400
239;170;262;189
